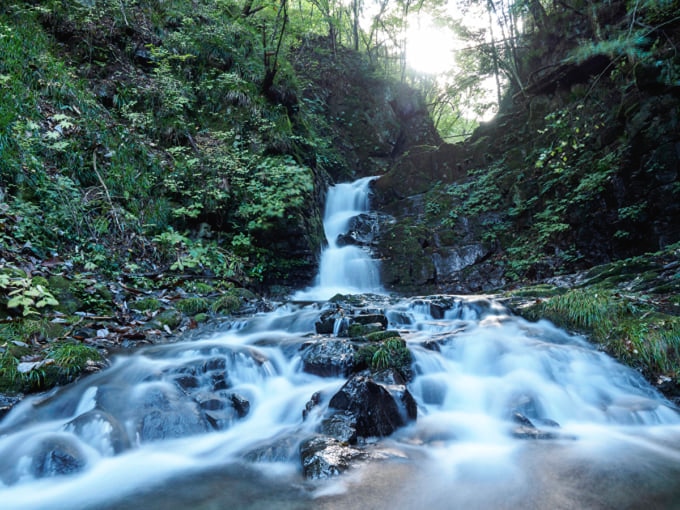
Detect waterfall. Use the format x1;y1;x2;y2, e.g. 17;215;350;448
294;176;382;300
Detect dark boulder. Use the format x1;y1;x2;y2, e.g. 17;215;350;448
321;410;357;444
300;339;357;377
327;369;417;440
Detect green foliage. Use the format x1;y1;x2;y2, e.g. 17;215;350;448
153;228;244;279
525;289;629;336
46;341;101;380
355;335;413;378
0;270;59;317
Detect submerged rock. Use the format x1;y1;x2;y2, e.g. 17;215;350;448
65;409;130;455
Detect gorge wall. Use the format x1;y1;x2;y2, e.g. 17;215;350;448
370;0;680;294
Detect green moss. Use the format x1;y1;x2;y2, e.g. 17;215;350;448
364;330;402;343
227;287;257;300
48;275;82;315
154;309;182;329
175;297;210;314
133;297;162;312
505;284;568;298
182;282;215;294
194;312;209;323
211;294;241;314
348;322;385;338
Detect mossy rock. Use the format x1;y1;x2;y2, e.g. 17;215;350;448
48;275;83;315
504;284;567;299
194;312;209;323
354;337;413;380
133;297;162;312
212;294;241;314
227;287;257;300
154;309;182;330
348;322;384;338
175;297;210;314
182;282;215;294
364;330;402;343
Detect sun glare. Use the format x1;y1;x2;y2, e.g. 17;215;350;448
405;15;457;75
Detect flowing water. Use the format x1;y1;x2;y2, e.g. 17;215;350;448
2;179;680;509
295;176;382;300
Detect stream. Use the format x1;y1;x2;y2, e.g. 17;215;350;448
1;178;680;509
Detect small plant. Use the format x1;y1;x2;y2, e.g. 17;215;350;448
0;271;59;317
47;341;102;381
355;336;413;379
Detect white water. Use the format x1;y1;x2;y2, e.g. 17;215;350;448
1;178;680;509
294;176;382;300
1;297;680;509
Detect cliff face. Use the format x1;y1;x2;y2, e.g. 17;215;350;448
373;0;680;293
293;41;441;183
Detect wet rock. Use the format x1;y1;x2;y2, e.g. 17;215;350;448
0;393;23;420
512;425;560;440
65;409;130;454
510;411;562;440
299;436;366;480
30;435;87;479
315;306;347;335
134;385;210;441
194;391;250;430
175;374;201;390
230;393;250;418
334;213;387;248
204;357;227;372
321;411;357;444
352;313;388;328
302;391;322;421
432;245;488;276
245;435;299;463
328;369;417;440
301;339;357;377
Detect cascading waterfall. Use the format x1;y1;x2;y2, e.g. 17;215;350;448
1;178;680;509
295;176;382;300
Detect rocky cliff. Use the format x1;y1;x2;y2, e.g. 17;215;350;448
372;0;680;293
